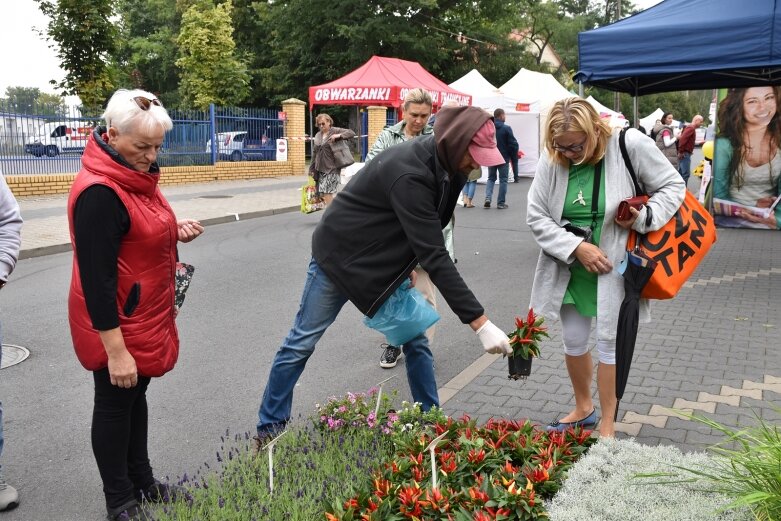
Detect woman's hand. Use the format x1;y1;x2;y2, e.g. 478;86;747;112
328;133;341;143
99;328;138;388
408;269;418;288
614;206;641;229
756;196;777;208
574;241;613;274
178;219;204;243
739;209;777;229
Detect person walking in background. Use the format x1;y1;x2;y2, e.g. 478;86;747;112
68;89;203;521
714;86;781;229
0;170;22;513
364;88;448;370
462;168;480;207
677;115;703;188
653;112;679;169
484;108;518;209
527;98;684;438
254;107;510;447
310;114;356;208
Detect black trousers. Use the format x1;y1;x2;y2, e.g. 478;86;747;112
92;368;155;511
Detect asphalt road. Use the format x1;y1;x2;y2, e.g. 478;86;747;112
0;180;537;520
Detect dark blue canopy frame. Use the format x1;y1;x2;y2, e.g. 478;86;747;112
575;0;781;96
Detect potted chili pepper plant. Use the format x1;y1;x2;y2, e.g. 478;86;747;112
507;308;549;380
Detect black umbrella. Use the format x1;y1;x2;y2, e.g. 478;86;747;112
615;250;657;421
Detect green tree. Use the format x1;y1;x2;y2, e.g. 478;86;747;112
2;87;66;116
176;0;250;109
239;0;527;107
36;0;117;113
115;0;182;106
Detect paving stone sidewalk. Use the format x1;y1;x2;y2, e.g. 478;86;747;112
442;228;781;452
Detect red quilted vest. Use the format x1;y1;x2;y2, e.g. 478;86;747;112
67;132;179;377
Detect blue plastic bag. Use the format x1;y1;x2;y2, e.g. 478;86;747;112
363;280;440;346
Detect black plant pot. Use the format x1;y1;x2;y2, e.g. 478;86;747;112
508;354;533;380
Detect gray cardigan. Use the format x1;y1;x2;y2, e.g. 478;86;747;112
0;172;22;282
526;128;686;342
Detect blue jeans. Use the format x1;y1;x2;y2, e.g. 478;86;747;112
257;258;439;434
462;180;476;199
678;152;692;187
485;162;509;205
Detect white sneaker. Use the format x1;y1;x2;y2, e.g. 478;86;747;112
0;480;19;511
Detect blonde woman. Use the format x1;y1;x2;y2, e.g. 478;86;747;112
526;98;685;437
310;114;355;207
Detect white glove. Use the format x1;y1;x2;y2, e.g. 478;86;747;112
476;320;512;355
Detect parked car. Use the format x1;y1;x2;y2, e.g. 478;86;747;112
695;127;706;146
24;121;91;157
206;123;284;161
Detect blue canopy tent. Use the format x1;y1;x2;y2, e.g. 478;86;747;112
574;0;781;96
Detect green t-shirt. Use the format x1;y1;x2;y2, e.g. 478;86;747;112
562;162;606;317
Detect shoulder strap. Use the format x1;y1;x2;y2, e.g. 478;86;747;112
590;159;602;231
619;128;643;195
619;129;654;227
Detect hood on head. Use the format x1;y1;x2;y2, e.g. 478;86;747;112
433;106;493;174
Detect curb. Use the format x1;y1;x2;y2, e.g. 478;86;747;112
18;205;301;260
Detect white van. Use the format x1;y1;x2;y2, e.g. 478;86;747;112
24;121;92;157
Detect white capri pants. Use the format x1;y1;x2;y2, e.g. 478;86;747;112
560;304;616;365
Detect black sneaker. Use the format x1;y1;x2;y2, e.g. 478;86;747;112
379;344;403;368
139;480;189;504
497;203;509;209
483;200;491;208
107;501;155;521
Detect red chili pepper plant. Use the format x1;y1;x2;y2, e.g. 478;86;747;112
507;309;549;380
325;416;595;520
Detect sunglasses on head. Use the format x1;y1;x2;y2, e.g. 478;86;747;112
132;96;163;110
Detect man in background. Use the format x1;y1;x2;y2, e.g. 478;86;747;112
484;108;518;209
0;170;22;512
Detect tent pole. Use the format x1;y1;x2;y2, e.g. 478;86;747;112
633;85;639;128
578;81;584;97
308;108;314;164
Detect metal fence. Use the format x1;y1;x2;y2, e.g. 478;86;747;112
0;100;284;175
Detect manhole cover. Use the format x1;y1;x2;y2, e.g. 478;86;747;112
199;195;234;199
1;344;30;369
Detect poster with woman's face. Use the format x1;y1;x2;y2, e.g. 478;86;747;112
711;85;781;230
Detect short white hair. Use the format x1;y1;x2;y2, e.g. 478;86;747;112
102;89;173;136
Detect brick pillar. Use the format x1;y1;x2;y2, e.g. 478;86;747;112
282;98;306;174
367;105;389;152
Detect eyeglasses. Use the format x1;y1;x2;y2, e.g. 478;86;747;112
132;96;163;110
317;122;328;127
552;138;587;154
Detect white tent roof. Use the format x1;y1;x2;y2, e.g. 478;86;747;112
586;96;628;128
448;69;505;112
639;108;664;134
499;68;572;113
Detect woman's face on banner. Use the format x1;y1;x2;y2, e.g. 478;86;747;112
742;86;776;129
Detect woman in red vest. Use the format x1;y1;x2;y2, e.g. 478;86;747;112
67;89;203;521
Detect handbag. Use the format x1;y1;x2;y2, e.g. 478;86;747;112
174;262;195;311
618;129;717;299
300;177;324;214
329;138;355;169
363;280;440;346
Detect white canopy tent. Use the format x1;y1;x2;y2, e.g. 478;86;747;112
497;69;573;178
448;69;505;112
639;108;664;135
585;96;628;128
